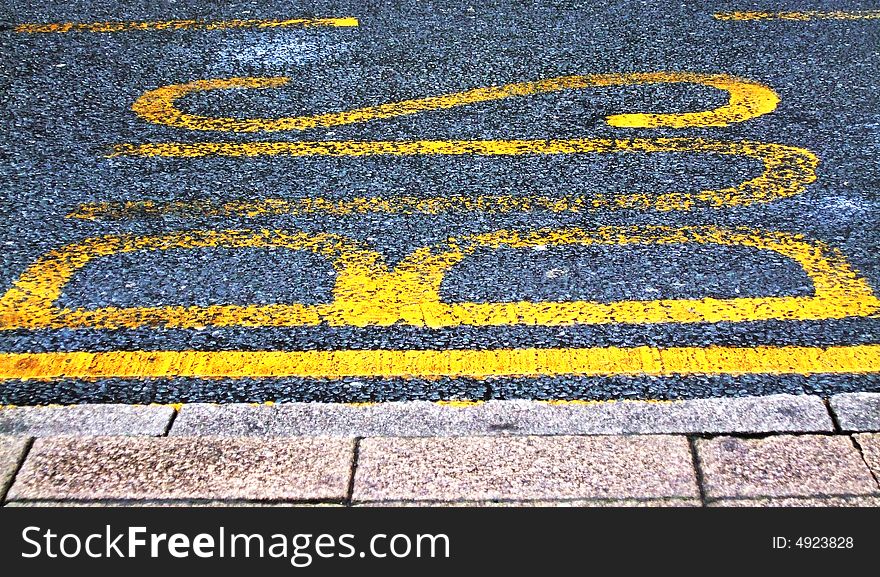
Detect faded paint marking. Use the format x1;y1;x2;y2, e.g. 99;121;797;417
1;226;875;330
715;10;880;21
100;139;817;213
14;17;359;33
130;73;779;132
1;345;879;381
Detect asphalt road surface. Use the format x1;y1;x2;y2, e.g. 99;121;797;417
1;0;879;404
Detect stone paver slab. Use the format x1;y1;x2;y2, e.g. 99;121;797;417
172;395;832;437
831;394;880;431
1;436;30;501
853;433;880;486
356;498;700;507
709;496;880;507
696;435;878;499
5;501;339;507
7;436;354;501
353;435;698;502
0;405;174;436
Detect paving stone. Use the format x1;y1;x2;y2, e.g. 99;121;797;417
353;435;698;502
830;394;880;431
172;395;832;437
853;433;880;485
709;496;880;507
1;436;30;501
696;435;879;499
0;405;174;436
173;403;278;436
356;498;701;507
5;501;339;507
6;436;354;501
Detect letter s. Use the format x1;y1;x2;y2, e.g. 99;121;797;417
22;526;41;558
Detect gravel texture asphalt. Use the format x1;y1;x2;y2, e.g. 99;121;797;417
1;0;879;403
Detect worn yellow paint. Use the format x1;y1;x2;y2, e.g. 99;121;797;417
0;230;357;330
435;399;485;407
714;10;880;21
0;399;675;408
1;226;876;331
1;345;879;381
541;398;675;406
100;73;807;215
14;17;359;33
102;139;817;213
130;73;778;132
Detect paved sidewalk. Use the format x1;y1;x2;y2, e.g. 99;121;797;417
1;394;878;506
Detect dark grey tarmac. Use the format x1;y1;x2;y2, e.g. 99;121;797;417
1;0;879;403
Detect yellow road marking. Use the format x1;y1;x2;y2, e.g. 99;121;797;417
1;226;876;330
130;73;778;131
14;17;359;33
0;399;677;408
1;345;879;381
102;138;817;213
714;10;880;21
99;73;806;214
435;400;486;407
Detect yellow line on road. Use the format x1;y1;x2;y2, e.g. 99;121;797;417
130;73;779;132
2;226;875;331
96;73;797;215
714;10;880;21
14;17;359;33
102;138;817;213
1;345;879;381
0;399;675;409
